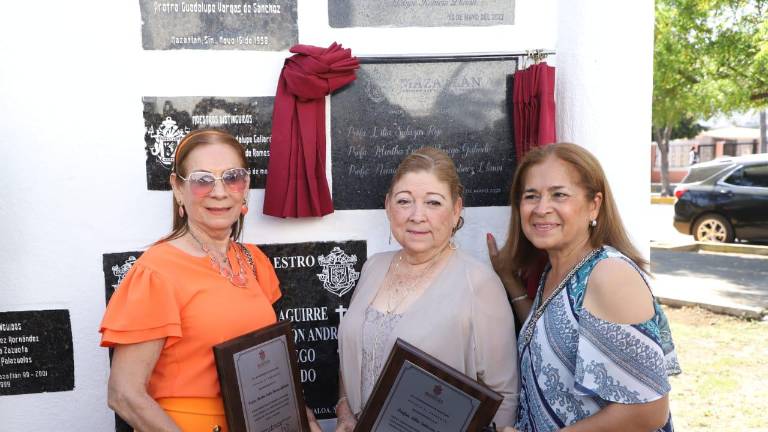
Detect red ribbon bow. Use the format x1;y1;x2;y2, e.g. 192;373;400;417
263;43;359;218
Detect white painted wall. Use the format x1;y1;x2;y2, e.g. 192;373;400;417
0;0;652;429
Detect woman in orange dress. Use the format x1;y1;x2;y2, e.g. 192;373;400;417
100;130;320;431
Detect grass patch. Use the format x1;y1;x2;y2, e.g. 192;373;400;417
665;306;768;431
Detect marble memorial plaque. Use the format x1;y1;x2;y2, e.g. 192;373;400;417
329;0;514;28
140;0;297;50
143;96;273;191
0;310;74;395
331;56;517;209
259;241;367;420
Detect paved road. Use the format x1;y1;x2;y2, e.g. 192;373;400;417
649;203;768;314
651;249;768;311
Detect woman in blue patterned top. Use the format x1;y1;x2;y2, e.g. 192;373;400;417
487;143;680;432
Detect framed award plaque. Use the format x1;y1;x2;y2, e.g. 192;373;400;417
355;339;502;432
213;320;310;432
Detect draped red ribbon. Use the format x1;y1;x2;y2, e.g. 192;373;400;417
512;62;557;297
263;43;359;218
512;62;556;163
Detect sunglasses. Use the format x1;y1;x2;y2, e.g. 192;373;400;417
178;168;249;197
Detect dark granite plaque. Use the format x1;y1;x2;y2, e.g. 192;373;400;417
329;0;514;28
103;251;144;305
143;96;273;190
330;56;517;210
140;0;297;50
103;251;143;432
0;310;74;395
259;241;367;420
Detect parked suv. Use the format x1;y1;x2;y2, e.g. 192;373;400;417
673;153;768;243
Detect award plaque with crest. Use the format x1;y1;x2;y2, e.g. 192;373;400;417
213;320;309;432
355;339;502;432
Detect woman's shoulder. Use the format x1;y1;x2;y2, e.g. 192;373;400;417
129;241;174;268
585;247;655;324
454;249;495;272
128;241;207;279
451;249;504;287
239;242;270;261
364;250;397;267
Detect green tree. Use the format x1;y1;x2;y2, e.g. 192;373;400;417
653;0;767;195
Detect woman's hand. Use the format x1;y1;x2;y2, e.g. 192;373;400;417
498;428;520;432
305;407;323;432
335;417;356;432
334;397;357;432
486;233;524;296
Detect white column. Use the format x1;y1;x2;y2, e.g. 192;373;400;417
556;0;655;258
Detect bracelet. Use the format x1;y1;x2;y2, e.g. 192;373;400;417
335;396;348;409
510;294;528;303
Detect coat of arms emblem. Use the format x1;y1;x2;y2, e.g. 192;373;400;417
111;256;137;289
147;117;189;167
365;80;386;103
316;247;360;297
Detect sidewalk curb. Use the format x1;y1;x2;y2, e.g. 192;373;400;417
651;241;768;257
657;296;766;320
651;196;676;204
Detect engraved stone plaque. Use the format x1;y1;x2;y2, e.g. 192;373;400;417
143;96;273;191
329;0;514;28
330;56;518;210
0;310;74;396
140;0;298;50
260;241;367;420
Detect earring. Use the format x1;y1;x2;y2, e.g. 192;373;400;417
241;201;249;216
388;230;392;245
178;203;185;218
590;219;597;227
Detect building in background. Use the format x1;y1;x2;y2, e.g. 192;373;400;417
651;127;762;185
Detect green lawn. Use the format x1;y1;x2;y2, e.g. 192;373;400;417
665;306;768;431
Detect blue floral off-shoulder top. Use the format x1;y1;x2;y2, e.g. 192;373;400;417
516;246;681;432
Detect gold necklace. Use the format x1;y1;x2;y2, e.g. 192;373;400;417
188;230;248;288
367;244;452;395
384;243;451;314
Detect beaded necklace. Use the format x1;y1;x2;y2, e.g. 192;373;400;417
188;229;248;288
521;248;600;347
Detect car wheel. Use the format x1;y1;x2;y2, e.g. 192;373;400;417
693;214;734;243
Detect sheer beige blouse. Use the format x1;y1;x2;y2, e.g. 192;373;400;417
338;249;520;427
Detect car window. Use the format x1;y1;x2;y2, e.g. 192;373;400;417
724;164;768;188
682;164;731;183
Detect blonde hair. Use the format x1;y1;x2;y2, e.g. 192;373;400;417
499;143;648;272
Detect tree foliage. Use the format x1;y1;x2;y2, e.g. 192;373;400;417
653;0;767;193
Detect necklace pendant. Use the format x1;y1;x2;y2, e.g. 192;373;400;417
230;273;247;287
219;264;233;278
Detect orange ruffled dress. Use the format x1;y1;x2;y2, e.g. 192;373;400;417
100;241;281;431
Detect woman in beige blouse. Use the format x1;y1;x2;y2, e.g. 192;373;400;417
335;147;519;430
